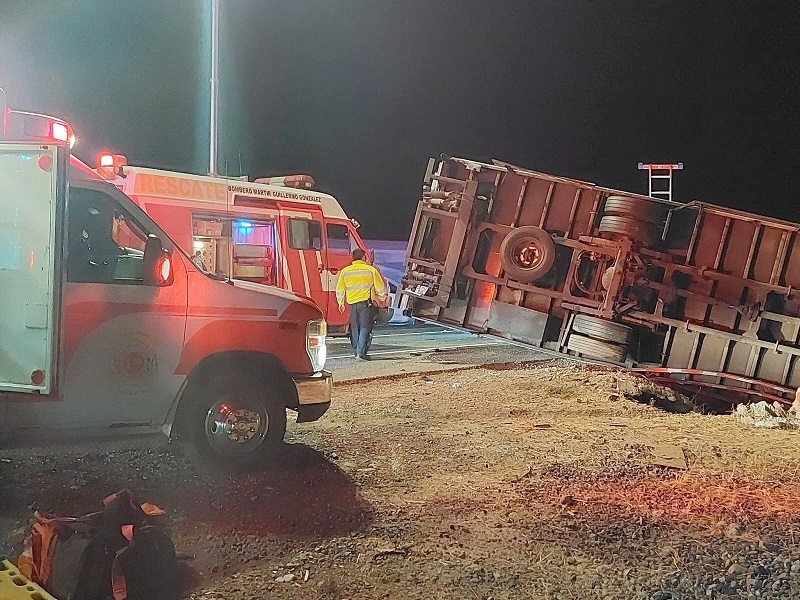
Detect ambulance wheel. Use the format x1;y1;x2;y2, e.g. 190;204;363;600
186;379;287;470
499;226;556;283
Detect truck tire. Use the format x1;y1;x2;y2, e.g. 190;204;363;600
184;378;287;470
499;226;556;283
603;196;666;225
598;215;659;246
566;333;627;363
571;314;632;345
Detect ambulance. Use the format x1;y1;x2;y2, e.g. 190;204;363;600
91;153;373;334
0;102;331;468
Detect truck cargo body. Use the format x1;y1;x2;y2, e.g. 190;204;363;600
401;156;800;403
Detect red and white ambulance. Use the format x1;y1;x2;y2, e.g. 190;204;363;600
0;104;331;468
91;153;371;334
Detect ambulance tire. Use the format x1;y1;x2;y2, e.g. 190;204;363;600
499;226;556;283
185;379;287;471
566;333;628;363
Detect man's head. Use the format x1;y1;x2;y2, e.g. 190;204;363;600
352;248;366;261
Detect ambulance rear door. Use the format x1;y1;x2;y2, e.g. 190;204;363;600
0;143;65;395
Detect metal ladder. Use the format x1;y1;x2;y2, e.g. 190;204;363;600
638;162;683;202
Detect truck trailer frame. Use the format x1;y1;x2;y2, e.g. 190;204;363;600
401;156;800;405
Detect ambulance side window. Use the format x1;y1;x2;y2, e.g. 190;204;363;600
288;219;322;251
326;224;354;255
67;188;149;284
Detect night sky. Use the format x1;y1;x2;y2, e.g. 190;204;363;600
1;1;798;240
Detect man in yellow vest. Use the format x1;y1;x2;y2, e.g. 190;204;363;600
336;248;387;360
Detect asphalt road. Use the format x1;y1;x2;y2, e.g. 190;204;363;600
326;321;550;381
327;322;501;359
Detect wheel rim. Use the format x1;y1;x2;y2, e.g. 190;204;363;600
204;395;269;458
512;239;544;270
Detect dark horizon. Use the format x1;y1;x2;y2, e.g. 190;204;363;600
1;1;798;240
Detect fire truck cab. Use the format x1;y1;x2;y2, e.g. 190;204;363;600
92;154;371;334
0;104;331;468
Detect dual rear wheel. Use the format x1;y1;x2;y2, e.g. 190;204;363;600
598;195;668;246
566;314;631;364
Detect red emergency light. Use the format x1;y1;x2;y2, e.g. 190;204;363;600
96;152;127;179
1;108;76;148
50;121;69;143
253;174;316;189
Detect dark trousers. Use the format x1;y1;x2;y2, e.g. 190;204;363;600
349;301;376;358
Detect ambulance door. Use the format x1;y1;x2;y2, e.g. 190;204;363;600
282;215;327;314
323;221;363;325
0;143;64;395
231;219;278;286
59;181;188;427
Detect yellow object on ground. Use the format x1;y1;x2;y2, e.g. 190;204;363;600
0;559;58;600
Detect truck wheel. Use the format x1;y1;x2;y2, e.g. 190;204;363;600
185;379;287;470
499;226;556;283
603;196;666;225
571;314;632;345
598;215;659;246
566;333;627;363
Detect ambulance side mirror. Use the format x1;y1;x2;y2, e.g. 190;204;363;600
143;235;174;287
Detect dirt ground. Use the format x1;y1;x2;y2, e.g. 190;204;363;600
3;361;800;599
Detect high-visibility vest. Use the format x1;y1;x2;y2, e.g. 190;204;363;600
336;260;386;305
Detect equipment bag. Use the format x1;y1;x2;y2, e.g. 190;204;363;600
18;510;111;600
17;489;179;600
111;523;179;600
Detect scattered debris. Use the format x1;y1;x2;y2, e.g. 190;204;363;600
647;443;688;469
371;546;409;562
735;401;800;429
275;573;296;583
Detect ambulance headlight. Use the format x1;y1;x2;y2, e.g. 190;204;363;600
306;319;327;372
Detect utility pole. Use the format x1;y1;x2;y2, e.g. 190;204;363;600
209;0;220;176
638;163;683;202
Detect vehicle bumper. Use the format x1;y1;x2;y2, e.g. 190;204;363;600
293;370;332;423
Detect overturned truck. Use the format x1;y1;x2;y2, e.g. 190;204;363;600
401;156;800;405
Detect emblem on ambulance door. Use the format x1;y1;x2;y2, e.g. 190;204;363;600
110;335;158;385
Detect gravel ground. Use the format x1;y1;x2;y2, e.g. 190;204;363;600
2;362;800;599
